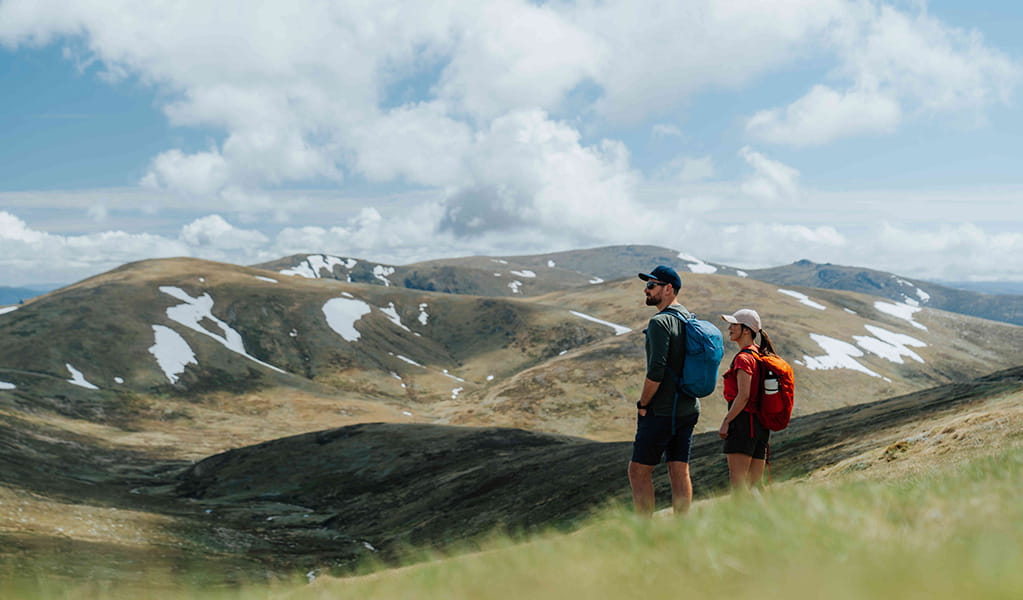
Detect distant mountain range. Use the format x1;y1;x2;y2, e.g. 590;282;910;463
255;246;1023;327
936;280;1023;296
745;259;1023;327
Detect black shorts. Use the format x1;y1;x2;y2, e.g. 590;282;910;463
723;411;770;459
631;412;699;465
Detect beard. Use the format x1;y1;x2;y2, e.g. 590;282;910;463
645;295;658;306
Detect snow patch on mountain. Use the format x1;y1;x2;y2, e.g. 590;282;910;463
149;325;197;383
802;335;880;378
380;302;411;332
510;270;536;278
0;306;19;315
393;354;423;367
894;276;931;305
778;289;826;310
322;297;372;342
66;363;99;389
418;303;429;326
854;325;926;364
678;252;717;274
373;265;396;286
508;280;522;294
875;301;927;330
160;286;286;373
280;255;347;279
254;276;278;284
570;310;632;336
0;380;15;390
442;369;466;382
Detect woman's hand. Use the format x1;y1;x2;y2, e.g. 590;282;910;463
718;420;729;439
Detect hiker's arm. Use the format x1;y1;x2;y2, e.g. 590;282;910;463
640;320;670;415
645;320;671;383
638;378;660;415
718;370;752;438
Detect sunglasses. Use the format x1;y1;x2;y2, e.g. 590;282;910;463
645;281;668;289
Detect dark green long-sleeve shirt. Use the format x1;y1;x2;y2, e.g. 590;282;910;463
644;305;700;418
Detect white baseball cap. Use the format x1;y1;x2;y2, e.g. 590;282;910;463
721;308;762;332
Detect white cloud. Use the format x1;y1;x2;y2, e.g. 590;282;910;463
141;148;230;196
710;223;847;269
87;204;109;223
872;222;1023;281
746;85;902;146
842;5;1019;114
739;146;801;201
350;101;472;186
656;156;716;184
439;109;650;243
436;1;601;120
0;211;188;283
179;215;269;251
747;4;1020;145
573;0;846;121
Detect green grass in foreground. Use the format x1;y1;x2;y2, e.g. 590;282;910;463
6;445;1023;599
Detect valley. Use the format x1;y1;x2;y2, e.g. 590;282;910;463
2;245;1022;589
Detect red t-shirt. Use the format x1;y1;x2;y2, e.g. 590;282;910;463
722;345;759;410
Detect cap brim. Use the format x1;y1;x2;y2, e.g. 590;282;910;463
721;314;739;323
638;272;657;282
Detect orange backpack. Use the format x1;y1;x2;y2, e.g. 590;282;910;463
741;349;796;431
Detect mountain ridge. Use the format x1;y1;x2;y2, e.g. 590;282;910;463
253;245;1023;327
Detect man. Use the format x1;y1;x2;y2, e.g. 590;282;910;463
628;265;699;516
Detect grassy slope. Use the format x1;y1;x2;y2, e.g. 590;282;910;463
301;377;1023;599
312;449;1023;600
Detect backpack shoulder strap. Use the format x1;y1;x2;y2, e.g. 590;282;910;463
659;306;693;321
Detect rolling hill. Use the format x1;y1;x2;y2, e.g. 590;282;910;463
2;256;1022;446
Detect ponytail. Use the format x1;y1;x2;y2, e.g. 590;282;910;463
758;328;777;357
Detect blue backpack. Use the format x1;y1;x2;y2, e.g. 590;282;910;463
662;308;724;412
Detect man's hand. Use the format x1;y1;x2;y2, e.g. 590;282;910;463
718;420;729;439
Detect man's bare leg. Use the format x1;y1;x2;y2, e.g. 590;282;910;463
628;461;655;516
667;461;692;514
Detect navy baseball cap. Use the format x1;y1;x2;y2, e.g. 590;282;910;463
638;265;682;291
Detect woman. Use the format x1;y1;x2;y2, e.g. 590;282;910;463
718;308;778;489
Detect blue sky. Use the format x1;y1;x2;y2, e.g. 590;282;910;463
1;1;1021;286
